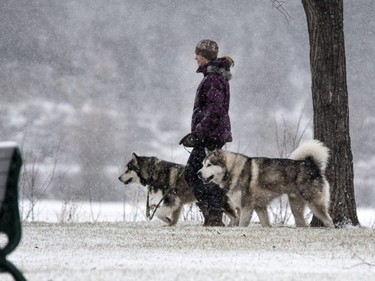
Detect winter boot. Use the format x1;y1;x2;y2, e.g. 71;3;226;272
196;202;225;227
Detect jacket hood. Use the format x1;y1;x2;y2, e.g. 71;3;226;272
197;57;233;81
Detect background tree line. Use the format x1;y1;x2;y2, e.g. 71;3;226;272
1;1;374;211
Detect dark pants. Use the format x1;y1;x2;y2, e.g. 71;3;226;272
184;142;226;212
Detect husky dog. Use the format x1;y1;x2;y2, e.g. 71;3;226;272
197;140;334;228
118;153;196;226
119;153;239;226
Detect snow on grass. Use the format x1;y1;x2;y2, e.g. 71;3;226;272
20;200;375;228
3;200;375;280
5;222;375;281
9;200;374;280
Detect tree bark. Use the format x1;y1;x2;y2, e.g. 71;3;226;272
301;0;359;226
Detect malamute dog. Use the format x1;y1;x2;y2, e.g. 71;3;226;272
197;140;334;228
119;153;239;226
118;153;196;226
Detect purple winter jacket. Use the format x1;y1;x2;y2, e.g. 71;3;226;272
191;58;233;143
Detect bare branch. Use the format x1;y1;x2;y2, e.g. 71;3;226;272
271;0;293;23
348;249;375;268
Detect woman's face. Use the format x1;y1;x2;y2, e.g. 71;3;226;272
195;55;209;67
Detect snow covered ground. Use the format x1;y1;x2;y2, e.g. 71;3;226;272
2;201;374;281
5;221;375;281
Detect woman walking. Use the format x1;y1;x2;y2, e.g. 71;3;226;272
180;39;234;226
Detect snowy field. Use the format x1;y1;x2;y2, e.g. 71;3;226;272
5;221;375;281
2;201;375;281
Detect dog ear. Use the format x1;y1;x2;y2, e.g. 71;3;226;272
132;153;139;160
205;148;211;155
213;149;223;158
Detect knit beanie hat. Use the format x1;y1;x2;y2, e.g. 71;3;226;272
195;39;219;61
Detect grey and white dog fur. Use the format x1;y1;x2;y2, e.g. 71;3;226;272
197;140;334;228
119;153;238;226
118;153;196;226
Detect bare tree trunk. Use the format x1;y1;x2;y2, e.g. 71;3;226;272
302;0;359;226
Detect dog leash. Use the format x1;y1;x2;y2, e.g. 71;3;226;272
183;145;192;154
146;171;185;221
146;185;173;221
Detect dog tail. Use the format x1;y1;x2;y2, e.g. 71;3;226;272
289;140;330;173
